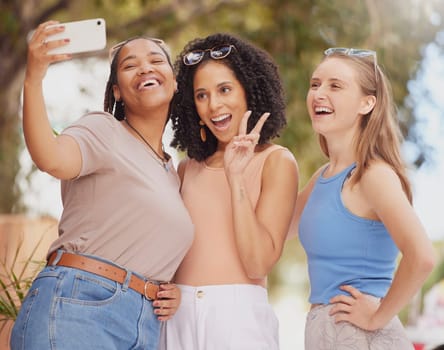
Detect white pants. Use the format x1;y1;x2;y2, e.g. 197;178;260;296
159;284;279;350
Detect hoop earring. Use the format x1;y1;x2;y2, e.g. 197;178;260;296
199;120;207;142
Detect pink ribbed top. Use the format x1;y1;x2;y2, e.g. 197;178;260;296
174;144;284;286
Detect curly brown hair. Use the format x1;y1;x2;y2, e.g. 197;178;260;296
170;33;286;161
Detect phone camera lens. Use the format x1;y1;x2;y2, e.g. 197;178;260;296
97;20;101;25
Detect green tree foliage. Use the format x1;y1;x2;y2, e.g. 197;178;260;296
0;0;443;212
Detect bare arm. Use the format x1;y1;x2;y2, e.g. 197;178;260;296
23;21;82;180
224;111;299;278
229;147;299;279
330;162;436;330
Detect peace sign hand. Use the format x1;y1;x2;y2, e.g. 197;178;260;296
224;110;270;177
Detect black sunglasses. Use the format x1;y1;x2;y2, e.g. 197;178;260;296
183;44;236;66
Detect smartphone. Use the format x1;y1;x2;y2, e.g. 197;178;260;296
28;18;107;55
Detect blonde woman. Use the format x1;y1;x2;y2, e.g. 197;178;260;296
293;48;436;349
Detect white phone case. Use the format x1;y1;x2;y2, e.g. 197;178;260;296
28;18;107;55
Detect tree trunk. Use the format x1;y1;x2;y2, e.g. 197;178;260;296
0;73;25;213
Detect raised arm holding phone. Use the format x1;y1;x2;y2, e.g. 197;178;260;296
11;20;194;350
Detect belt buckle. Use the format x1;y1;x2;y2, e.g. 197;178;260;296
143;281;158;300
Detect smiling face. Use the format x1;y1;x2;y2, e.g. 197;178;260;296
306;57;374;141
112;38;176;115
193;60;247;147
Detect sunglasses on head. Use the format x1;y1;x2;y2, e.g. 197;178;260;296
324;47;378;80
108;37;169;63
183;44;236;66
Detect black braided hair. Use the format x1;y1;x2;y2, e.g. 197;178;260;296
103;36;173;121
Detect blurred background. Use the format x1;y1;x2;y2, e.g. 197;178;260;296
1;1;444;349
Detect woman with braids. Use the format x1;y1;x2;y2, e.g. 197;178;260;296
159;33;299;350
291;48;436;349
11;21;193;350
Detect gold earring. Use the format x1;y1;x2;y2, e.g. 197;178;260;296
199;120;207;142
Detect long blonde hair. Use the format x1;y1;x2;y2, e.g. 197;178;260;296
318;53;412;202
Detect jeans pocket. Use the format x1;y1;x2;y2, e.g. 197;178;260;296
60;273;119;306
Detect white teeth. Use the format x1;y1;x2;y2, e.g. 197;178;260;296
138;79;159;89
315;106;333;113
211;114;230;122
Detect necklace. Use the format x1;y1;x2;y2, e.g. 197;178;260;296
124;119;170;171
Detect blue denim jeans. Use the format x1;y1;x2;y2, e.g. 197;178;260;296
10;252;160;350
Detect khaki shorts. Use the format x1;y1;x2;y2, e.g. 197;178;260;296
305;303;414;349
159;284;279;350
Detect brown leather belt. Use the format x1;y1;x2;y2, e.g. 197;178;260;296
47;251;160;300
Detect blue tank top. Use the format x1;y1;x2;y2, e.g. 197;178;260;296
299;163;398;304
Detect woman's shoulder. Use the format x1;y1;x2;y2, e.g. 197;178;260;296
260;144;299;179
73;111;116;127
179;157;209;184
179;157;202;174
361;160;398;181
360;160;402;193
177;157;190;173
260;143;297;164
63;111;119;136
